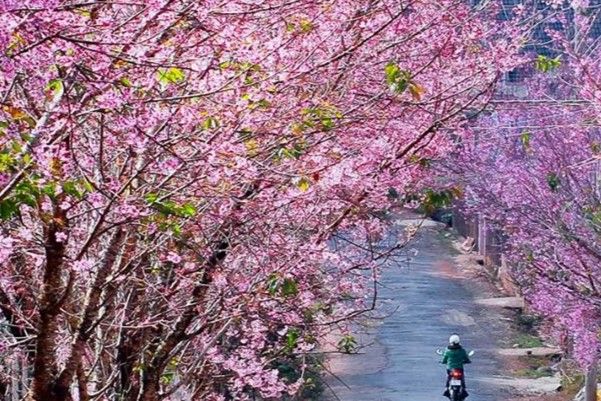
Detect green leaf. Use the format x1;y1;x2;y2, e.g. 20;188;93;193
180;203;197;217
16;193;36;207
396;79;408;93
14;181;39;208
240;61;261;72
385;62;400;86
0;121;8;137
386;64;414;94
281;278;298;296
286;329;299;352
203;117;219;130
73;8;92;17
299;19;313;33
254;99;271;109
236;128;254;142
520;131;531;151
591;212;601;227
162;200;178;215
42;183;57;198
82;179;94;193
16;180;37;195
157;67;185;84
150;201;178;217
266;273;279;296
535;55;561;73
119;77;132;87
46;78;64;96
337;335;358;354
291;144;304;158
63;181;83;199
145;193;159;203
295;177;311;192
161;372;174;384
321;117;334;131
547;172;560;192
11;141;22;153
278;148;293;160
0;200;18;220
277;146;304;161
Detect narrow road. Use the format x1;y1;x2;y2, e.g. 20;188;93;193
322;219;512;401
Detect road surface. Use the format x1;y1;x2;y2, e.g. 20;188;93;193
322;220;512;401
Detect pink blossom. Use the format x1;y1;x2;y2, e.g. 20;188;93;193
513;4;525;16
72;259;93;273
41;200;52;212
55;232;68;243
0;0;530;398
87;193;104;208
0;235;14;264
115;203;140;219
165;251;182;264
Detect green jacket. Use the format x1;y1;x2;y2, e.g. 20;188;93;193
441;344;471;369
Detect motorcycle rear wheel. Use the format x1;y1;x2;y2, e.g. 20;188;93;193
450;387;463;401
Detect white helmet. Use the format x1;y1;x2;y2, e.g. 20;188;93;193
449;334;460;345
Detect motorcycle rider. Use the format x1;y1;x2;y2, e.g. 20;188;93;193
441;334;471;398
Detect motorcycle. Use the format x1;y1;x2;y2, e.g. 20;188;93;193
436;348;475;401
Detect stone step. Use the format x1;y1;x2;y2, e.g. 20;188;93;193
497;347;563;357
474;297;524;308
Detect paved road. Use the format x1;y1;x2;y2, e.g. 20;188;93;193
322;222;511;401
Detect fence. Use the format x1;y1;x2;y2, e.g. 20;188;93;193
450;207;504;267
448;205;519;295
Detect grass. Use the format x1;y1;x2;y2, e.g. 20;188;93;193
556;359;585;397
514;334;544;348
561;372;585;396
514;368;554;378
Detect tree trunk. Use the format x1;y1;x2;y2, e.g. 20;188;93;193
585;359;598;401
56;228;124;394
30;206;69;401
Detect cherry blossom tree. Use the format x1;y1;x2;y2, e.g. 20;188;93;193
444;0;601;369
0;1;523;400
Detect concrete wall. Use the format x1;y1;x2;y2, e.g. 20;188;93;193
450;206;520;295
